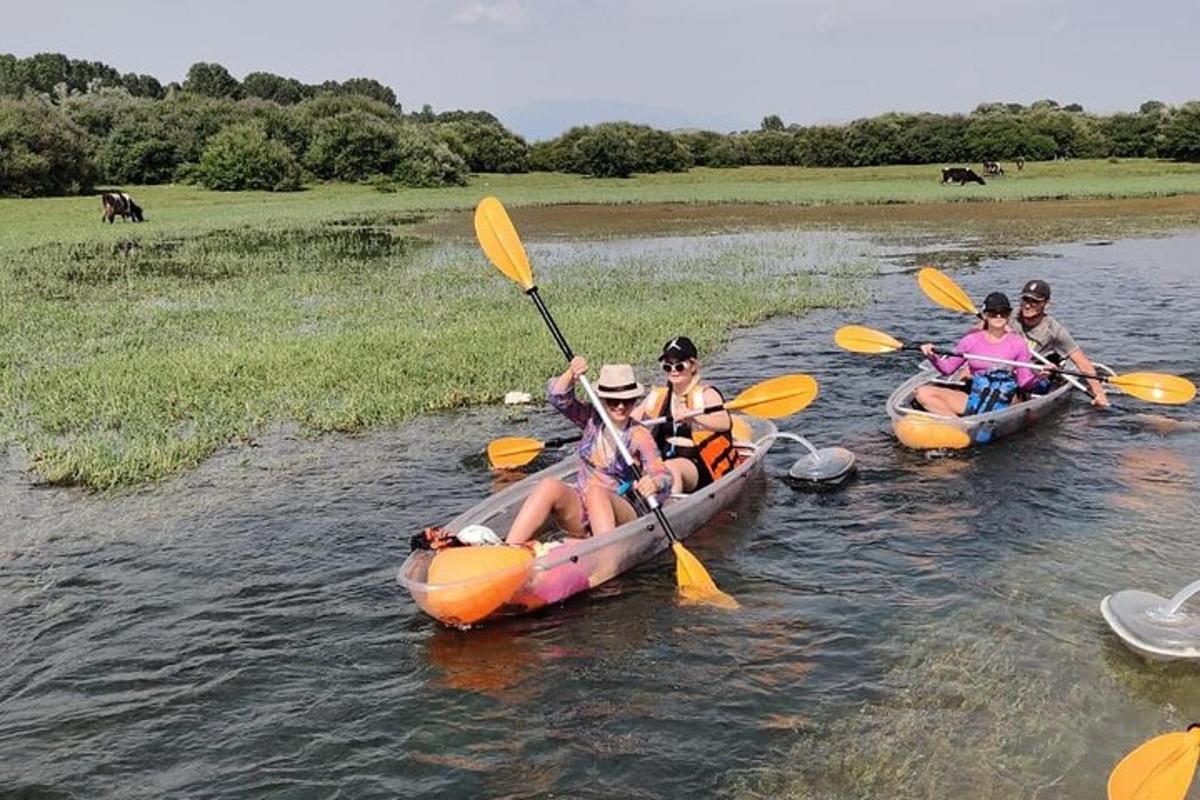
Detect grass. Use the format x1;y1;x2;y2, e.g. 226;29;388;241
0;224;871;488
3;157;1198;489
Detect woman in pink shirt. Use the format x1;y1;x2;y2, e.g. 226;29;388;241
915;292;1039;416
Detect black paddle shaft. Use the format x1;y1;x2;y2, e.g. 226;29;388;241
524;287;676;539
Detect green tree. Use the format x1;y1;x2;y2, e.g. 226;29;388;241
572;125;636;177
744;129;795;165
674;130;727;166
183;62;241;99
760;114;785;132
120;72;164;99
304;110;401;180
0;96;95;196
1102;113;1162;157
391;125;469;187
1163;103;1200;161
242;71;306;105
337;77;398;108
195;122;301;190
437;119;529;172
632;126;693;171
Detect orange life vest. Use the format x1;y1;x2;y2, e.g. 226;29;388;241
644;383;738;482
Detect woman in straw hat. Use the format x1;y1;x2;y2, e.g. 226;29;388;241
506;356;672;545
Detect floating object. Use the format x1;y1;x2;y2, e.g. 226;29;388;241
1101;580;1200;661
763;432;857;486
503;391;533;405
886;369;1073;450
400;416;776;626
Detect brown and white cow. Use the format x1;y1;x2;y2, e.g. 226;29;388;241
101;192;145;223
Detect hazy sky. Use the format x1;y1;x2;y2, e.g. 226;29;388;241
5;0;1197;139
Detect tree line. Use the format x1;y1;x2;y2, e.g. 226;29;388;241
1;52;1198;197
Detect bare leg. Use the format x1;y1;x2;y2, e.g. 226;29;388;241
665;458;700;494
915;385;969;416
506;478;585;545
584;483;638;536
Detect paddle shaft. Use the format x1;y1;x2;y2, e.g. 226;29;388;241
922;345;1118;384
525;287;681;543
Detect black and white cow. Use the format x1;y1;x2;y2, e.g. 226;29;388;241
941;167;986;186
101;191;145;223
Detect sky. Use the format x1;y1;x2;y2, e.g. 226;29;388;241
4;0;1197;140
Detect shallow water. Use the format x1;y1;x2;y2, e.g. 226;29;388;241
2;231;1199;799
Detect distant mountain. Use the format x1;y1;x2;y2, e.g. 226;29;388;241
499;99;749;141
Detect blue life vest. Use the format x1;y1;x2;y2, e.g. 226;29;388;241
964;370;1019;415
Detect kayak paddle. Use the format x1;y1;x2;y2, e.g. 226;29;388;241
474;196;738;610
1108;725;1200;800
487;373;818;469
835;325;1196;405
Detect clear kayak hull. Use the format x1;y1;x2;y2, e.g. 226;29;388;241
885;369;1073;449
398;416;775;627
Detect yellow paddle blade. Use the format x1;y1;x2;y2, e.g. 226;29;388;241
893;415;972;450
727;373;819;418
917;266;978;315
486;436;545;469
1109;372;1197;405
731;414;754;443
1108;727;1200;800
835;325;905;354
474;196;534;290
672;541;739;609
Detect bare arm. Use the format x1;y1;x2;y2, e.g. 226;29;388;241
1067;349;1110;407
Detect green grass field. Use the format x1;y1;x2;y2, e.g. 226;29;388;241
2;158;1197;489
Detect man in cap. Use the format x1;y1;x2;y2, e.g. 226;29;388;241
1015;279;1109;407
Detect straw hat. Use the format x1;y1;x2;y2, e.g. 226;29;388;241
594;364;645;400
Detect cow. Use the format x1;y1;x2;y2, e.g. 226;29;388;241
982;160;1004;177
1015;157;1025;171
941;167;986;186
101;191;145;223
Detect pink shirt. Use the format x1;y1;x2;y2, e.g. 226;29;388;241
928;330;1038;388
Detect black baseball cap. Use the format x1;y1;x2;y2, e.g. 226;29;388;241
1020;279;1051;301
658;336;698;362
982;292;1012;314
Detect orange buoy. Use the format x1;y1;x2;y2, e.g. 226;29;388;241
425;545;534;626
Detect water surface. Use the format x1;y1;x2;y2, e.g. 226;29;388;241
2;232;1198;799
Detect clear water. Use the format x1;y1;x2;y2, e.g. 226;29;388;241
2;232;1198;799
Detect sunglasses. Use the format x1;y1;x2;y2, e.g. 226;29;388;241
662;360;691;373
1020;297;1046;306
603;397;635;408
983;309;1010;318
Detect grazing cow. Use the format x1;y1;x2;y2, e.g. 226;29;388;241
100;191;145;223
1015;157;1025;171
982;160;1004;177
941;167;986;186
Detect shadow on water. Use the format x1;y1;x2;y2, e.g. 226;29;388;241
2;231;1199;798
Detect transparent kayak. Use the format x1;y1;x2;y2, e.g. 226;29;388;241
398;416;775;627
885;368;1073;449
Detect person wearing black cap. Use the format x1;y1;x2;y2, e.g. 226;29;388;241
633;336;737;493
1015;279;1109;407
916;292;1040;417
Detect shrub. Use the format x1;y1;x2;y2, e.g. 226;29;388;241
0;96;95;196
572;126;637;177
304;110;402;180
195;122;301;191
437;119;529;172
391;125;470;187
